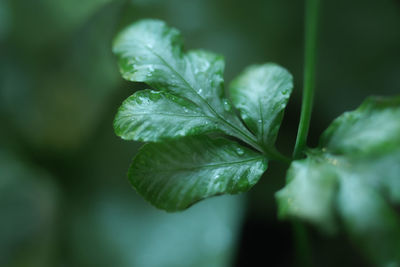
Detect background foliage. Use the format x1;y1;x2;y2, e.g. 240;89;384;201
1;0;399;266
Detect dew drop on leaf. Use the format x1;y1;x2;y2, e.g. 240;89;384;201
223;99;232;111
235;147;245;156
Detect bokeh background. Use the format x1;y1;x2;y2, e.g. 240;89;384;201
1;0;399;266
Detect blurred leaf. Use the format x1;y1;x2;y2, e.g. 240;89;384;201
114;90;220;142
275;157;338;232
10;0;115;46
0;151;58;267
1;0;123;151
67;192;244;267
130;136;267;211
320;96;400;156
230;63;293;147
337;168;400;266
276;95;400;266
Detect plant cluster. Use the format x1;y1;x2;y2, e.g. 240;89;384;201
113;19;400;266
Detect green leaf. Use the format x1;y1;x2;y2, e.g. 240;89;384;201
113;19;257;148
229;63;293;147
113;19;225;114
0;150;58;267
275;156;338;232
320;96;400;156
277;152;400;266
114;90;220;142
360;150;400;203
69;192;245;267
129;136;267;211
338;173;400;266
276;95;400;266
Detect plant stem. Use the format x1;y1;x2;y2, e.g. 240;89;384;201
293;0;320;159
293;221;313;267
292;0;320;266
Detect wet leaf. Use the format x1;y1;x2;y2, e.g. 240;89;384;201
114;90;220;142
230;63;293;147
113;19;254;142
130;136;267;211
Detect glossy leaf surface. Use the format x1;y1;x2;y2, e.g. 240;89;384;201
113;19;252;141
114;90;220;142
129;136;267;211
230;64;293;147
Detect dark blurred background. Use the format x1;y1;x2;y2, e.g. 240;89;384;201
0;0;399;266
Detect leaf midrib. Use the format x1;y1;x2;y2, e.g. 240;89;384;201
133;156;264;174
119;112;217;119
143;44;261;151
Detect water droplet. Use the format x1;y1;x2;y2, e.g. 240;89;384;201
223;99;231;111
146;43;153;49
197;88;203;94
235;147;244;156
258;119;262;124
183;107;189;113
149;65;155;72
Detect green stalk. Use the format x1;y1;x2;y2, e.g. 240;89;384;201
292;0;320;266
293;0;320;159
293;221;313;267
